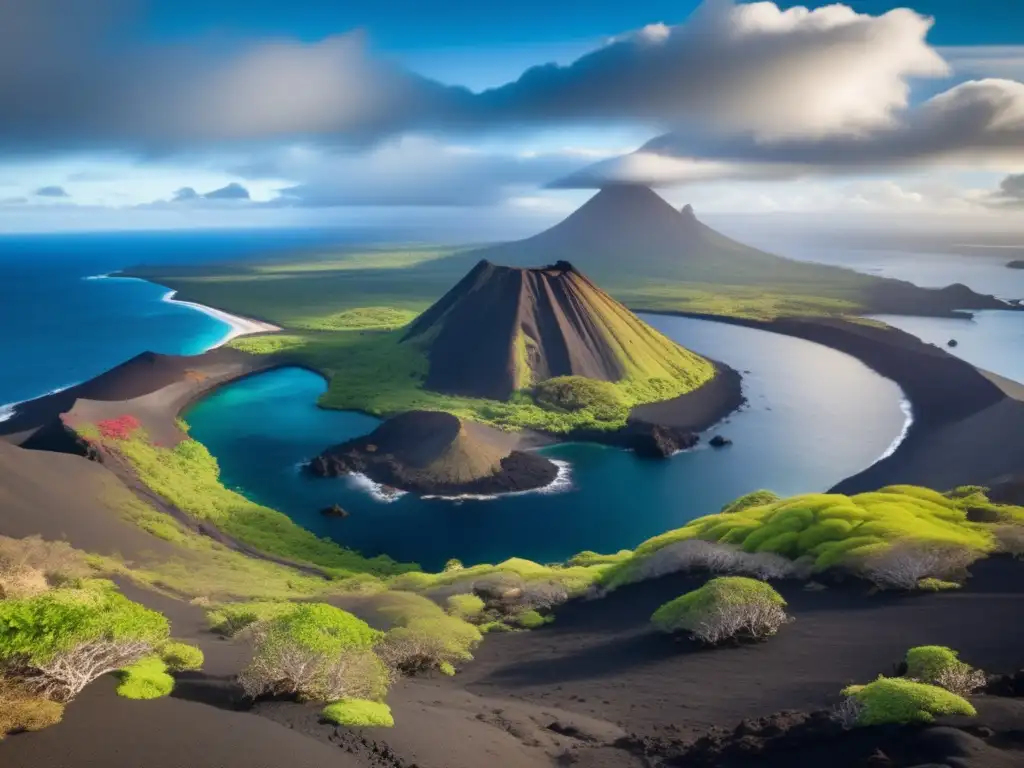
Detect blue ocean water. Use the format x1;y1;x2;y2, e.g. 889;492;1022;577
184;315;909;569
0;229;366;412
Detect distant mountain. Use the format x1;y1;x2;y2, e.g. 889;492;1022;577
449;185;1012;315
454;185;857;285
400;259;711;400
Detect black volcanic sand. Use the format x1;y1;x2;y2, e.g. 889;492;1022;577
309;410;559;495
5;559;1024;767
0;347;266;450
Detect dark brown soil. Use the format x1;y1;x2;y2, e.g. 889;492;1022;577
308;410;559;495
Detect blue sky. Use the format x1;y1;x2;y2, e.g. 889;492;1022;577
1;0;1022;233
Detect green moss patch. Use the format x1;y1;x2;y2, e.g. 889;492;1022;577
322;699;394;728
842;677;976;725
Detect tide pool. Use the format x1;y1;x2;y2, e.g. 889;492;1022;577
184;315;909;570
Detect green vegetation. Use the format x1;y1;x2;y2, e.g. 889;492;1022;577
720;490;782;514
238;604;390;702
533;376;629;424
291;306;418;332
842;677;976;725
82;425;413;579
231;320;709;433
446;594;486;621
159;640;204;672
511;610;550;629
906;646;966;683
904;645;986;696
651;577;788;643
375;592;483;675
206;601;299;636
916;578;961;592
321;699;395;728
0;579;169;672
116;657;175;700
0;579;171;703
605;485;1022;589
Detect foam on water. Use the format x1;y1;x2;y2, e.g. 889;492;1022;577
421;459;573;502
872;397;914;464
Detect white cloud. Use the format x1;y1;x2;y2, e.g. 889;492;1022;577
236;137;613;207
559;78;1024;188
0;1;951;150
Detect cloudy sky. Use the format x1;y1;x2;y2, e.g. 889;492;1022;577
1;0;1022;233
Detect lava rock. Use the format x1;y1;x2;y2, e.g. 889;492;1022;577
709;435;733;448
319;504;349;518
947;339;958;347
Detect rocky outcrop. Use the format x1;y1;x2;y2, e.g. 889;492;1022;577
308;411;559;496
1007;260;1024;269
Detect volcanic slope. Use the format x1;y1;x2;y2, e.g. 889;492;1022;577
452;185;872;285
400;259;715;401
448;186;1010;315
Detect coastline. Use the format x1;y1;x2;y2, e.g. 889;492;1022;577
159;288;281;350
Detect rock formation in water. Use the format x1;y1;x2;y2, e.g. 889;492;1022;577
308;410;558;496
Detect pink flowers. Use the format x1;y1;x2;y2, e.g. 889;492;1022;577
97;415;141;441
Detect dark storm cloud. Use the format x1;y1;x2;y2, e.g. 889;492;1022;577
989;173;1024;208
202;182;250;200
34;185;70;197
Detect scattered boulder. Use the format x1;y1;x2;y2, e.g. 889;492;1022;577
319;504;349;518
709;435;733;448
947;339;958;348
628;424;699;458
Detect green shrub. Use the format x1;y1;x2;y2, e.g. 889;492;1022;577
0;678;65;739
116;657;175;700
206;601;299;636
533;376;629;423
842;677;976;725
720;490;781;514
377;615;482;676
512;610;549;629
160;641;204;672
446;594;485;621
906;646;962;682
238;604;389;702
916;578;960;592
651;577;790;644
438;661;456;676
611;487;1008;588
0;580;170;701
566;549;632;567
321;699;394;727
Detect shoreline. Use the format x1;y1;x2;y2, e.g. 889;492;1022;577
4;304;1022;493
159;288;281;350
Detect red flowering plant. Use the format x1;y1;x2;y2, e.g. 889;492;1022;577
96;415;142;441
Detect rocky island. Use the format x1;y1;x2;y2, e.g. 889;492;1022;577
308;410;559;495
1008;259;1024;269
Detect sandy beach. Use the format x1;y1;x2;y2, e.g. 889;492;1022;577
160;289;280;349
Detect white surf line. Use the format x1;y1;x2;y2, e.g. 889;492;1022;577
346;473;409;503
159;289;281;351
421;459;574;502
870;396;915;466
81;272;280;352
0;384;75;423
